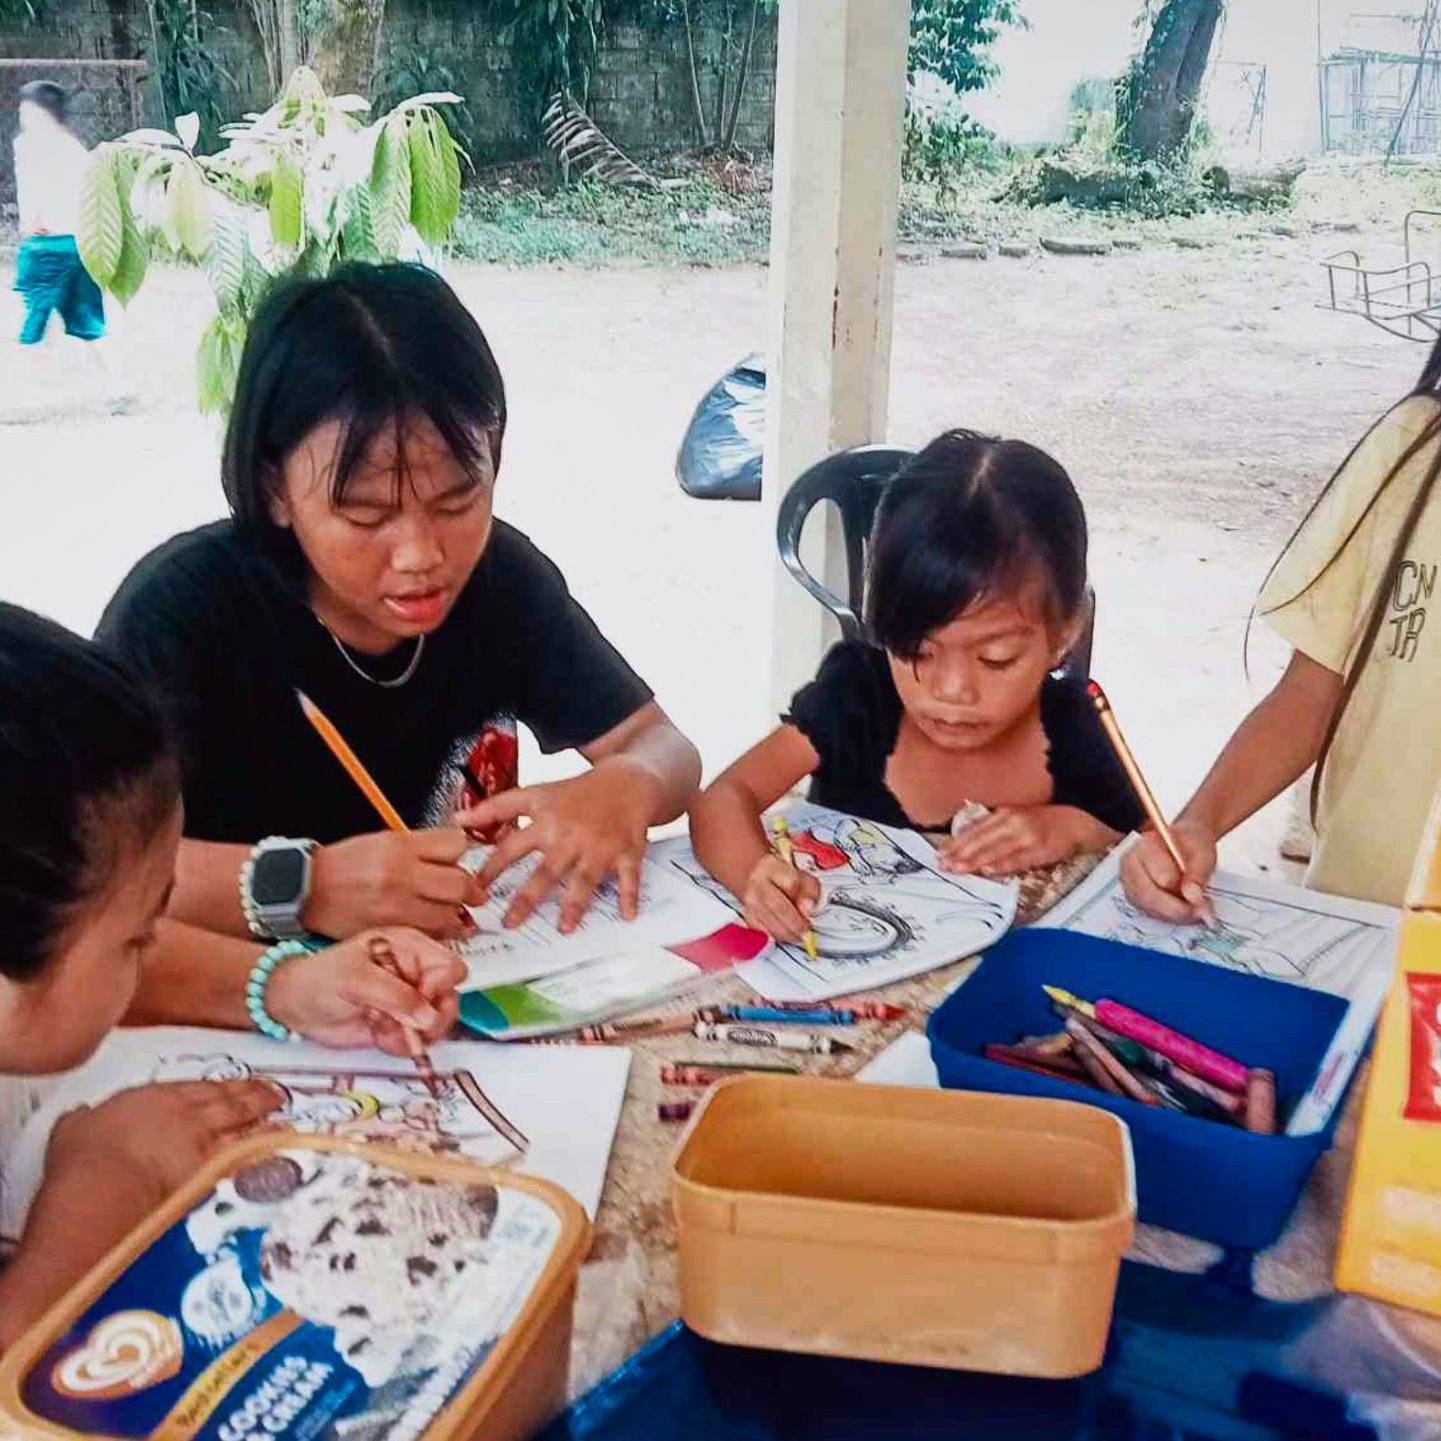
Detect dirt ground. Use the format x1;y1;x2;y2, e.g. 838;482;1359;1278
0;230;1422;873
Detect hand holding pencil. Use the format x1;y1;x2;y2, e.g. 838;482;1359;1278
1087;682;1217;928
739;819;821;955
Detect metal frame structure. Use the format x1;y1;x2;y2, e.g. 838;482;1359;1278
1320;208;1441;341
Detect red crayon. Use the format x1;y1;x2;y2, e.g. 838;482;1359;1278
984;1045;1087;1085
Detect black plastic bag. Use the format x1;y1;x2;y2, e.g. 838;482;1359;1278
675;354;765;501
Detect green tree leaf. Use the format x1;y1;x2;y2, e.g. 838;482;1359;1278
169;158;215;260
369;114;412;256
77;150;125;288
109;192;150;305
206;203;248;310
269;150;305;248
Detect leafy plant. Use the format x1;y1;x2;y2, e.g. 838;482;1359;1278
501;0;604;124
908;0;1026;98
145;0;235;153
541;91;658;187
373;39;472;148
903;108;1002;191
77;67;465;413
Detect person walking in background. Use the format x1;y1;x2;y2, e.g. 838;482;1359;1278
7;80;130;415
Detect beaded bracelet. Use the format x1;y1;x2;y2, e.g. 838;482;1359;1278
245;939;316;1042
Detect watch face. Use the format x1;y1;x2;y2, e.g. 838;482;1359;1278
252;848;307;907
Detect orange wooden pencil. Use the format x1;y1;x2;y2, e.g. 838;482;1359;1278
295;689;476;932
297;689;408;831
1086;681;1216;927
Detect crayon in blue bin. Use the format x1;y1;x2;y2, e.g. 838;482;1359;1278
927;930;1352;1250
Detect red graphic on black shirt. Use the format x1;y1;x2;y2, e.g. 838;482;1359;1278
452;725;520;842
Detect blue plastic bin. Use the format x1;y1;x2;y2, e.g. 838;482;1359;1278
927;930;1351;1250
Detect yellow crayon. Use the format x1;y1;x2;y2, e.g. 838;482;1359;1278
770;817;819;962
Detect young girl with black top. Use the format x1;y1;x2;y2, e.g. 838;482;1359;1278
99;263;700;952
690;430;1143;942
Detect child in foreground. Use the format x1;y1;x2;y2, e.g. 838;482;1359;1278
690;429;1143;941
0;604;463;1350
1124;337;1441;916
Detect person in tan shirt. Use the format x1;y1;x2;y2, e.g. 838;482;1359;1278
1124;352;1441;917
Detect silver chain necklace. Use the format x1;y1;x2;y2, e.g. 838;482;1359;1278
323;625;427;689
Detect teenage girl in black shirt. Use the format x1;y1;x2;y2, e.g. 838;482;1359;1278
101;264;700;949
690;430;1143;942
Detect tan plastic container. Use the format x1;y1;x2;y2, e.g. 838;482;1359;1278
0;1134;589;1441
672;1075;1135;1378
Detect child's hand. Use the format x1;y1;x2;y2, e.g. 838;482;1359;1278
939;805;1114;877
45;1079;285;1210
1119;820;1218;923
455;762;660;933
742;854;822;942
266;928;464;1053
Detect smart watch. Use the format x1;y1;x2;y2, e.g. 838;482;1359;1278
241;837;317;940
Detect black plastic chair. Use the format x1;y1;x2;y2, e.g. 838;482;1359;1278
776;445;1096;678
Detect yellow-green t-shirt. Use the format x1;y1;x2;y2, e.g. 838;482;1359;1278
1261;395;1441;906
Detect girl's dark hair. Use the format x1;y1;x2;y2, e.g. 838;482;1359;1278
0;604;179;983
866;429;1088;658
18;80;67;123
1260;340;1441;819
222;262;507;575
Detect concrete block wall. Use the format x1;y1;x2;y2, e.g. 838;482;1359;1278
1;2;777;186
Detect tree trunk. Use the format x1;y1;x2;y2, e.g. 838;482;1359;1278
722;0;761;152
276;0;301;89
1118;0;1225;162
310;0;385;96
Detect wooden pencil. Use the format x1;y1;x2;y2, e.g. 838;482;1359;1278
770;816;820;961
1085;681;1216;926
367;934;442;1099
297;689;408;831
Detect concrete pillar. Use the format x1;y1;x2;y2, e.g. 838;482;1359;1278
761;0;912;717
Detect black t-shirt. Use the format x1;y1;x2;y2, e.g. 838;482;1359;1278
785;639;1145;836
97;520;654;844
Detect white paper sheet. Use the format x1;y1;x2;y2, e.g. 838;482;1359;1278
0;1028;630;1241
1040;846;1400;1135
457;846;734;990
654;803;1018;1002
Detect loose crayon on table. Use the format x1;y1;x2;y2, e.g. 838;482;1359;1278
1245;1067;1278;1135
770;816;820;962
658;1099;697;1123
1066;1018;1161;1106
767;999;908;1021
701;1005;858;1027
531;1013;698;1045
661;1062;798;1085
693;1021;854;1056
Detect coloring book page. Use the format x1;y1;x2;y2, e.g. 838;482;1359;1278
1041;846;1399;1134
654;803;1019;1002
458;845;735;990
0;1029;630;1243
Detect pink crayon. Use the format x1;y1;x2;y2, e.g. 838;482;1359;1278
1045;987;1249;1094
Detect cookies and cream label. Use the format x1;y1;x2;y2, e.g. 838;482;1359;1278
22;1150;559;1440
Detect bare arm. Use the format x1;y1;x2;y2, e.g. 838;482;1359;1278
168;840;254;938
125;918;261;1029
1179;650;1343;838
690;725;819;897
578;701;702;824
1122;650;1343;921
689;725;824;941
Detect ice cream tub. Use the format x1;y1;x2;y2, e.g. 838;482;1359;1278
0;1134;589;1441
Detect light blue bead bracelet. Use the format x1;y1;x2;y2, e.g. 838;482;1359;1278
246;939;318;1042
